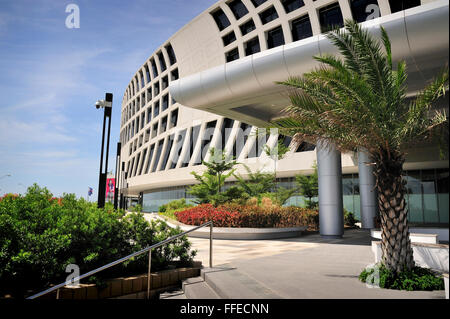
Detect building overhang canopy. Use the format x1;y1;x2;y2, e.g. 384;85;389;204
169;1;449;127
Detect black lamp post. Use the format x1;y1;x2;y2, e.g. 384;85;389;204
96;93;113;209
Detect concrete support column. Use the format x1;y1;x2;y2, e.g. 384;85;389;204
358;149;378;229
317;141;344;238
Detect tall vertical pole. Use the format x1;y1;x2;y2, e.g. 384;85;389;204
97;93;113;209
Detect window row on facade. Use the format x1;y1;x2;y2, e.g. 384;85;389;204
124;118;316;180
217;0;422;62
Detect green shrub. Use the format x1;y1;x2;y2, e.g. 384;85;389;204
344;209;358;227
158;198;192;213
359;263;444;291
0;184;196;298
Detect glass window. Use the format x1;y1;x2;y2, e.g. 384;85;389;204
133;153;141;177
226;48;240;62
157;51;167;72
233;122;252;159
152;123;158;139
281;0;304;14
295;141;315;152
319;3;344;33
251;0;267;7
160;116;168;134
212;9;231;31
267;26;285;49
220;118;235;151
147;87;152;103
151;59;158;78
144;144;155;174
171;69;179;81
405;171;424;223
388;0;420;13
161;76;169;90
222;31;237;46
259;6;279;25
245;37;261;56
160;135;175;171
139;148;148;176
154;101;160;118
170;109;178;128
165;44;177;65
140;71;145;89
198;120;217;164
422;170;439;223
182;125;201;168
152;139;165;172
240;19;256;36
292;15;313;41
436;169;449;223
145;65;151;83
350;0;380;23
154;82;160;96
170;129;187;169
228;0;249;20
162;94;169;112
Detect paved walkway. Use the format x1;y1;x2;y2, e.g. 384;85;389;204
144;213;445;298
188;229;446;299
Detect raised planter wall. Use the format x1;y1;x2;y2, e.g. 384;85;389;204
36;262;201;300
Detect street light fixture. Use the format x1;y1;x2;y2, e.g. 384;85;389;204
96;93;113;209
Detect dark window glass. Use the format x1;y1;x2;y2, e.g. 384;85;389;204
248;128;267;158
292;15;313;41
162;76;169;90
281;0;305;13
141;112;145;129
152;123;158;139
198;120;217;164
296;142;315;152
222;31;237;46
147;87;152;102
259;6;279;25
319;3;344;32
140;71;145;89
170;109;178;128
228;0;249;20
182;125;201;168
151;59;158;78
162;94;169;112
160;135;175;171
154;101;160;117
165;44;177;65
139;148;148;176
267;26;285;49
220;118;235;151
212;9;231;31
251;0;267;7
152;140;165;172
129;157;135;177
145;65;151;83
157;52;167;72
154;82;160;96
134;153;141;176
144;144;155;174
161;116;168;133
239;19;256;36
389;0;420;13
233;122;252;159
171;69;179;81
350;0;380;23
226;48;240;62
245;37;261;56
170;129;187;169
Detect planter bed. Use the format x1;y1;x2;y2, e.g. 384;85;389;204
158;215;307;240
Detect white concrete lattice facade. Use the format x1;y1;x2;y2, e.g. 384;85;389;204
118;0;449;221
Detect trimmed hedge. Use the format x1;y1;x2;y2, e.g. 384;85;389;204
174;203;319;230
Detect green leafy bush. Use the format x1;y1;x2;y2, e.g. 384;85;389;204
344;209;358;227
359;263;444;291
158;198;193;213
0;184;196;298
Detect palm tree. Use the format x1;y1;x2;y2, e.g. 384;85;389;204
273;20;448;274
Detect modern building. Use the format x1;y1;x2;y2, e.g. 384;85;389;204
118;0;449;236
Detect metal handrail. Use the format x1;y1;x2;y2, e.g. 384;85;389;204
27;221;214;300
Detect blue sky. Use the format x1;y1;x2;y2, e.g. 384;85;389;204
0;0;216;198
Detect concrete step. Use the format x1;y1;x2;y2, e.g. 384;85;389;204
182;276;220;299
160;289;187;299
200;266;282;299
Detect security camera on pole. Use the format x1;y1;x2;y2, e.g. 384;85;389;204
95;93;113;209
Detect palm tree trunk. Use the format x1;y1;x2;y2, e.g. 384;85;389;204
373;150;415;273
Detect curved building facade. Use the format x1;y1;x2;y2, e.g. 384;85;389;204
119;0;449;228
